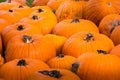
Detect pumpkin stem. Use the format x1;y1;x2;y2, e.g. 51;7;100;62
8;0;11;3
17;59;27;66
32;15;38;20
97;50;107;54
19;5;24;8
71;63;79;74
110;20;120;33
39;70;62;78
23;35;33;43
71;18;80;23
38;9;43;13
8;9;13;12
106;2;112;7
57;54;64;58
84;33;94;41
52;9;56;14
17;25;24;31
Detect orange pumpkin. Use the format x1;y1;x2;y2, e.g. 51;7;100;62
25;69;81;80
47;0;66;10
99;14;120;37
62;31;114;57
84;0;120;26
56;0;87;22
40;34;67;54
47;54;76;70
0;58;49;80
110;25;120;45
2;22;42;48
110;44;120;57
5;34;56;62
0;54;4;67
53;18;99;38
72;52;120;80
0;35;2;55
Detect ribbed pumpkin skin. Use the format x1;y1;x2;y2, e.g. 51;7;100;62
0;58;49;80
56;0;87;22
72;52;120;80
110;25;120;45
1;22;42;48
5;34;56;62
25;69;81;80
62;31;114;58
99;14;120;37
53;18;99;38
47;54;76;70
84;0;120;26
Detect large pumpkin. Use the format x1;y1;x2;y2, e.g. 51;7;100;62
53;18;99;38
25;69;81;80
71;51;120;80
1;22;42;48
62;31;114;57
0;58;49;80
56;0;87;22
84;0;120;26
99;14;120;37
5;34;56;62
47;54;76;70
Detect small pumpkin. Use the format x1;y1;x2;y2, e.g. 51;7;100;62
53;18;99;38
56;0;87;22
99;14;120;37
110;44;120;57
71;50;120;80
2;22;42;48
47;54;76;70
0;58;49;80
84;0;120;26
26;69;81;80
5;34;56;62
62;31;114;57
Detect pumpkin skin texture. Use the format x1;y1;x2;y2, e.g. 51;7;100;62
99;14;120;37
47;54;76;70
1;22;42;49
71;52;120;80
110;44;120;57
84;0;120;26
0;58;49;80
110;25;120;45
47;0;66;10
56;0;87;22
5;34;56;62
39;34;67;54
53;18;99;38
62;31;114;58
0;54;4;67
25;69;81;80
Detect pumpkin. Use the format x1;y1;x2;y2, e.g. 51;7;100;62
0;58;49;80
110;44;120;57
110;25;120;45
47;0;65;10
5;34;56;62
1;22;42;48
47;54;76;70
0;54;4;66
84;0;120;26
53;18;99;38
56;0;87;22
62;31;114;57
0;35;2;55
71;51;120;80
99;14;120;37
40;34;67;54
25;69;81;80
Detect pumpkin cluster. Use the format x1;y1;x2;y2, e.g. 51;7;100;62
0;0;120;80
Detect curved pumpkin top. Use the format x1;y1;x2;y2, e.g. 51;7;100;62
53;18;99;38
62;31;114;57
99;14;120;37
26;69;81;80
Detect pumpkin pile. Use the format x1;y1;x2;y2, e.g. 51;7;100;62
0;0;120;80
